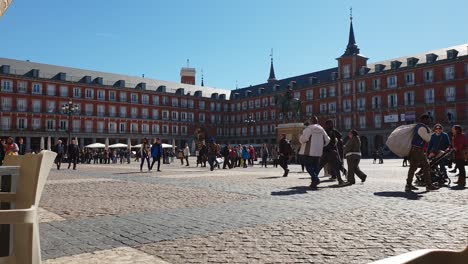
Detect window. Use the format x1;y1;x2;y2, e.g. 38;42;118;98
32;100;41;113
142;94;149;104
171;111;178;120
343;99;351;112
17;98;27;112
97;90;105;100
372;96;381;109
445;86;455;101
424;69;433;83
162;110;169;120
17;118;27;130
1;79;12;91
46;101;56;113
46;119;55;131
344;117;351;130
47;84;56;96
388;94;398;108
329;102;336;113
181;99;187;108
181;112;187;121
108;122;117;133
120;92;127;102
32;118;40;130
1;97;12;111
142;108;148;119
374;115;382;128
425;89;435;103
358;81;365;93
172;98;179;107
152;124;159;134
18;81;28;93
404;91;415;106
387;76;397;88
357;98;366;111
271;110;276;120
320;88;327;99
131;123;138;133
216;103;221;112
119;123;126;133
172;125;178;135
444;65;455;80
359;116;366;129
142;124;149;134
329;86;336;97
97;121;104;133
85;104;93;116
405;72;415;85
162;96;168;105
72;120;80;132
131;107;138;118
85;120;93;132
269;96;275;106
59;120;68;131
241;101;247;110
305;105;313;116
188;99;194;108
255;99;261;109
306;89;313;100
199;101;205;110
97;105;105;116
131;93;138;103
465;63;468;77
60;86;68;97
152;95;159;105
320;103;327;113
342;64;350;79
152;109;159;119
199;113;205;122
181;126;187;135
162;125;168;134
108;105;116;117
210;102;216;111
249;100;254;109
343;83;351;95
85;88;94;99
1;117;11;130
73;87;81;98
109;91;116;101
373;79;380;90
293;92;300;100
262;98;269;107
120;106;127;117
32;83;42;94
188;112;194;122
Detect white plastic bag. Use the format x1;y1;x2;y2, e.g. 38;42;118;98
385;124;417;157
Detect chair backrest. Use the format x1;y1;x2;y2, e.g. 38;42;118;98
3;151;56;209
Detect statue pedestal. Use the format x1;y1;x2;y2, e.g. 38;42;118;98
277;123;305;153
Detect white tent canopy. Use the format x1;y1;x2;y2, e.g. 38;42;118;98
108;143;128;148
84;143;106;149
132;143;174;149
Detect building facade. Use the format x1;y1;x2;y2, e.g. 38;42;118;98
1;18;468;155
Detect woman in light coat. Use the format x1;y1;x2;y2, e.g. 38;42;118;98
343;129;367;184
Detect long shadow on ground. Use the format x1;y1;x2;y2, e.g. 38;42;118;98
373;191;425;200
271;186;312;196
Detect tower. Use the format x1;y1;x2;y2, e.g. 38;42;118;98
267;49;277;83
180;59;196;85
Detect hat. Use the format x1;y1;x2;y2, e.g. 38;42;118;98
433;124;443;130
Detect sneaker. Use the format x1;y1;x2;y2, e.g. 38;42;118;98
405;185;419;192
283;169;289;177
426;184;439;191
361;175;367;183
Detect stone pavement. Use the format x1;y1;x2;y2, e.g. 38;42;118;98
32;158;467;263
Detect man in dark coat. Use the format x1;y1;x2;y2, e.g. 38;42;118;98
67;139;80;170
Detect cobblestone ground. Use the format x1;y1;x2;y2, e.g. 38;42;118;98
33;158;467;263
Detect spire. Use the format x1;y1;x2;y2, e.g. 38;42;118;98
201;69;204;86
342;7;360;57
267;48;277;83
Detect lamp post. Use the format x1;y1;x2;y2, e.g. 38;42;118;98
61;99;79;145
244;115;256;144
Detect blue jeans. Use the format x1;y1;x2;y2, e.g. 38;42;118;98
304;156;320;182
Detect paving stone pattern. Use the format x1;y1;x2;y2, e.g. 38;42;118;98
38;159;467;263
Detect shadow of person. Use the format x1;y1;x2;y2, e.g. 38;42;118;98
271;186;310;196
258;176;282;180
373;191;425;200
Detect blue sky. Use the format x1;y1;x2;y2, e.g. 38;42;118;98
1;0;467;89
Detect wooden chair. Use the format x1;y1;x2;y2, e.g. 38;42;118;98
0;151;57;264
370;246;468;264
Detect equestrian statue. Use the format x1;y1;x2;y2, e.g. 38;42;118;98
274;87;302;121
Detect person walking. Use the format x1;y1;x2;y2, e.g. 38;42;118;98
451;125;466;187
53;140;65;170
241;145;250;168
150;138;163;172
426;124;450;178
260;143;269;168
343;130;367;184
207;138;219;171
222;144;231;169
299;116;330;189
278;133;292;177
405;114;438;192
183;143;190;166
17;137;26;155
67;139;80;170
319;120;346;185
271;147;279;168
140;138;151;172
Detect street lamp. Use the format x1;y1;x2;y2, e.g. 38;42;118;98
61;100;79;145
244;115;256;144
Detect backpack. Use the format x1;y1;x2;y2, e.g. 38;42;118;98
386;124;417;157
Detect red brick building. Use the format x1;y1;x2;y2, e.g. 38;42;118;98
1;18;467;155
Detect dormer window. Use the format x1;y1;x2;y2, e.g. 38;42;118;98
426;53;438;63
447;49;459;59
375;64;385;73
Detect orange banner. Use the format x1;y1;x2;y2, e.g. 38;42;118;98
0;0;13;17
